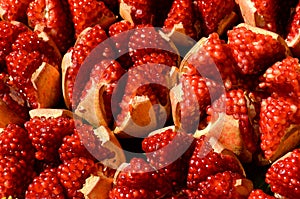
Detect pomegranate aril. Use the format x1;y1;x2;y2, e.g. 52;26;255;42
194;0;236;36
25;168;66;199
0;124;35;164
259;97;297;160
266;148;300;199
57;157;96;198
25;116;75;162
228;26;286;75
27;0;75;53
68;0;115;37
163;0;198;40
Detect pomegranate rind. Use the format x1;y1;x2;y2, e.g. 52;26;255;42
61;48;72;109
0;99;26;127
258;124;300;164
75;82;109;127
94;126;126;169
29;108;73;118
31;62;61;108
114;95;164;138
119;0;134;25
80;175;113;199
217;11;239;35
194;114;253;163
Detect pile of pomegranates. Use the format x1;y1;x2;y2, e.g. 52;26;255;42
0;0;299;198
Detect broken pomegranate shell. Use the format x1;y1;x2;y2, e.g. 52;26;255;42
194;89;258;163
61;25;114;109
80;162;117;199
75;59;126;128
0;77;29;127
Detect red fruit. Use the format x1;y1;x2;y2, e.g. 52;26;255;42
0;0;31;22
62;24;113;108
174;74;222;133
76;59;126;127
266;148;300;199
12;30;61;68
259;57;300;99
236;0;296;34
25;116;75;162
0;155;35;198
68;0;116;36
248;189;275;199
259;97;298;161
194;0;236;35
286;1;300;57
163;0;198;40
57;157;96;198
142;127;194;188
0;21;27;67
27;0;75;53
5;49;60;109
187;135;244;189
0;124;35;164
59;122;114;162
184;171;253;199
119;0;154;25
227;25;287;75
113;158;172;198
128;25;178;64
108;20;134;70
25;168;66;199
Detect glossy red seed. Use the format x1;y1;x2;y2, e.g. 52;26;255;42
266;149;300;199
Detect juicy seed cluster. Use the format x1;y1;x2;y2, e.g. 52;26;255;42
163;0;197;39
259;56;300;99
25;168;66;199
67;24;111;107
57;157;96;198
248;189;275;199
0;124;35;164
27;0;74;52
266;149;300;199
194;0;235;35
59;122;114;162
112;158;171;199
108;20;134;69
25;116;75;162
68;0;115;36
122;0;153;25
228;27;286;75
252;0;280;32
187;136;242;189
0;155;33;198
259;97;297;159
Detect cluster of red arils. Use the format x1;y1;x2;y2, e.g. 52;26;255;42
0;0;300;198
